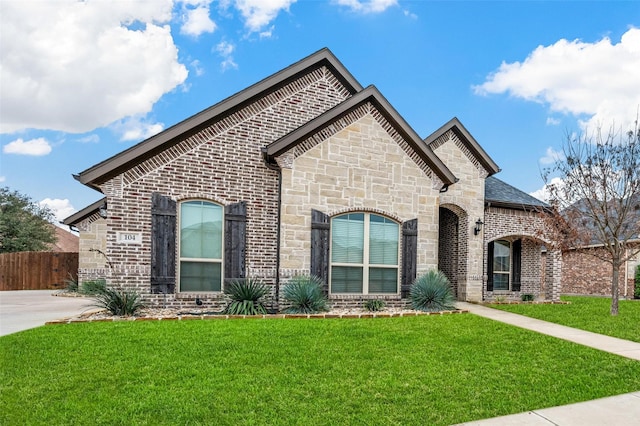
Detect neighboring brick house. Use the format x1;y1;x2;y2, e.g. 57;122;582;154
63;48;560;309
562;244;639;299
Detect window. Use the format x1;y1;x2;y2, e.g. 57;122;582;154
330;213;399;294
492;240;511;290
179;200;223;292
488;239;522;292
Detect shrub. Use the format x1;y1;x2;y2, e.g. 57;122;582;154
282;275;328;314
410;270;456;312
521;293;535;302
91;287;144;316
80;279;107;295
64;274;79;293
363;299;386;312
223;278;268;315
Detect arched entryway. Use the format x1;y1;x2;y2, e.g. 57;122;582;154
438;204;468;300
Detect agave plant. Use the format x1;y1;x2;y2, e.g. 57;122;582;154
223;278;268;315
410;270;456;312
91;286;144;316
281;275;328;314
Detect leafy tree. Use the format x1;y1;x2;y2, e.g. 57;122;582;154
541;119;640;315
0;187;57;253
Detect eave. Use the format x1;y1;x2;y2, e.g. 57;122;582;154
75;48;363;190
425;117;501;177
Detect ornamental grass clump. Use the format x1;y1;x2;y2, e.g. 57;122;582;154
282;275;328;314
91;286;144;316
223;278;268;315
410;270;456;312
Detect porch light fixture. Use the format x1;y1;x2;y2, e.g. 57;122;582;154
474;218;483;236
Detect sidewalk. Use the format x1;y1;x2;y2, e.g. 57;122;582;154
457;302;640;361
454;302;640;425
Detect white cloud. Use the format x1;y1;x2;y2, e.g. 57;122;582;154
539;147;565;165
232;0;297;34
39;198;76;223
77;134;100;144
334;0;398;13
191;59;205;76
180;1;216;36
114;117;165;142
0;0;188;134
3;138;52;156
529;177;565;203
0;176;5;183
474;28;640;131
216;41;238;70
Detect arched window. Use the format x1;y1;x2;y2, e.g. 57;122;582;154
178;200;223;292
330;213;399;294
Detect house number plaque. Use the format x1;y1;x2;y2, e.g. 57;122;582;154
116;231;142;244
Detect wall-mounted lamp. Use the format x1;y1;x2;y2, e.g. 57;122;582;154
473;218;484;236
98;202;108;219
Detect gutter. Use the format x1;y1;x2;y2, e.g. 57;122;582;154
261;148;282;311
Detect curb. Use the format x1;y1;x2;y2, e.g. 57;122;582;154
45;309;469;325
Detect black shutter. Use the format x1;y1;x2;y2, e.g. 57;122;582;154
401;218;418;298
224;201;247;285
151;193;176;294
487;241;494;292
512;239;522;292
310;209;330;293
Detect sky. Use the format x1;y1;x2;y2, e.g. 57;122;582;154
1;0;639;225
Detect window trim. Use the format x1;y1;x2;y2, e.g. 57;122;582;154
177;199;224;293
329;212;400;295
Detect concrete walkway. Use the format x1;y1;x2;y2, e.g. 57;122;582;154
0;290;93;336
455;302;640;425
457;302;640;361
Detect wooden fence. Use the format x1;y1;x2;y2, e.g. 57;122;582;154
0;252;78;291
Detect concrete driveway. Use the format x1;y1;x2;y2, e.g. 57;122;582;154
0;290;94;336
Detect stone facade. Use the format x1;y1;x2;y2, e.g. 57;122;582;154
277;105;441;307
432;131;488;302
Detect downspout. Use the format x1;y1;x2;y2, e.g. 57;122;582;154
261;148;282;311
624;247;628;299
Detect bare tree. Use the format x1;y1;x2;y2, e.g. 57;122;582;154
541;118;640;315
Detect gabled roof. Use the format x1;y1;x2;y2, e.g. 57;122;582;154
264;85;458;188
425;117;500;177
485;176;548;211
62;197;106;226
74;48;363;191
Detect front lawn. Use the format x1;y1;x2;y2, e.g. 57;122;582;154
2;315;640;425
491;296;640;343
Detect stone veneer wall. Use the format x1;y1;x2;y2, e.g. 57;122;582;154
431;131;486;302
76;214;109;283
484;206;561;301
562;246;638;298
277;104;441;309
94;66;353;309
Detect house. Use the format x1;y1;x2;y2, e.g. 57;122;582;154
63;48;560;310
560;194;640;299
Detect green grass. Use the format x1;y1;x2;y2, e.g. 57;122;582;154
2;316;640;425
491;296;640;343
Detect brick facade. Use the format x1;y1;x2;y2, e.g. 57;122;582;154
562;245;638;299
483;206;561;301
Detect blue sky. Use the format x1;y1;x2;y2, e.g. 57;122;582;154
1;0;639;224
